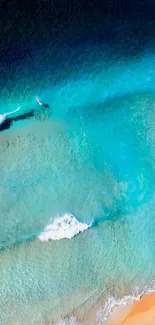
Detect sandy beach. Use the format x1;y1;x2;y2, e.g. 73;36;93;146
99;292;155;325
117;292;155;325
66;291;155;325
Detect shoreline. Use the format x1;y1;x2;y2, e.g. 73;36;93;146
118;292;155;325
51;286;155;325
79;291;155;325
2;288;155;325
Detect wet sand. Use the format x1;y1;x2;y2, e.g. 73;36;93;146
95;292;155;325
20;290;155;324
71;291;155;325
118;292;155;325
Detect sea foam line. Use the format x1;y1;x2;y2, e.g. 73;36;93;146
55;316;80;325
96;280;155;324
37;213;92;241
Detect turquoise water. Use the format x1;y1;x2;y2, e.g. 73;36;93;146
1;41;155;324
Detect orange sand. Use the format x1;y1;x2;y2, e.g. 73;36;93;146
115;292;155;325
39;291;155;325
74;291;155;325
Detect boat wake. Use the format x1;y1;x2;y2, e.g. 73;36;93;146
37;213;92;241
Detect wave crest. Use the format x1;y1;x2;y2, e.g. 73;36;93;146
38;213;91;241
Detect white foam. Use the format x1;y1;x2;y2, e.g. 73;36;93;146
96;281;155;324
96;294;139;325
55;316;80;325
38;213;91;241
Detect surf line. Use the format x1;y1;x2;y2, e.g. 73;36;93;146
37;213;109;241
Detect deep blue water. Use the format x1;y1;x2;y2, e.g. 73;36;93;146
1;9;155;324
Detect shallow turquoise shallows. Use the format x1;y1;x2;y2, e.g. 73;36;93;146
1;41;155;324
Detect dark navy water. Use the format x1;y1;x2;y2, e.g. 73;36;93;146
1;3;155;324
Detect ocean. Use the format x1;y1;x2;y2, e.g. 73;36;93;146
1;14;155;324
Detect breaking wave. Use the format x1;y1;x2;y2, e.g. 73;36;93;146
37;213;92;241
